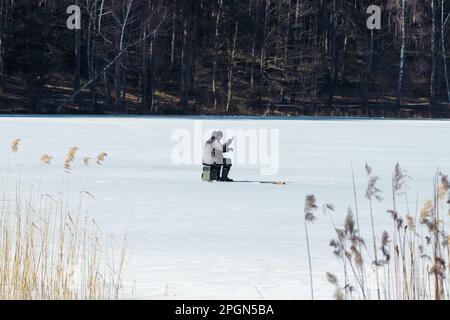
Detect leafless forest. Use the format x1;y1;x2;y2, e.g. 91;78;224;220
0;0;449;117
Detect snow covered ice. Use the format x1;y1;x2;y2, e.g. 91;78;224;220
1;116;449;299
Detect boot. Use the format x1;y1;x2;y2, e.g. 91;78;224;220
220;166;233;182
210;165;221;181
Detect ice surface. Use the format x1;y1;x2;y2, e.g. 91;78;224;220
0;116;449;299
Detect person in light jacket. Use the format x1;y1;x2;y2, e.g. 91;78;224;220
211;131;234;182
202;132;217;166
202;130;234;181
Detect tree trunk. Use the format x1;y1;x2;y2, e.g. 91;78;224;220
226;22;238;113
74;0;82;108
115;45;123;108
363;31;374;115
259;0;270;108
212;0;223;112
114;0;133;110
328;0;337;107
148;33;156;113
396;0;406;110
142;29;148;114
115;14;126;109
284;0;291;65
102;72;110;111
0;0;4;89
170;0;177;70
431;0;437;111
0;34;4;89
180;19;191;111
442;0;450;102
87;1;98;113
0;0;3;89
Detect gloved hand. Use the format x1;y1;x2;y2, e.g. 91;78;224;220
227;147;234;152
226;137;234;145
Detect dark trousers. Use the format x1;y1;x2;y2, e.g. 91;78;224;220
203;160;232;181
221;159;232;179
222;159;232;169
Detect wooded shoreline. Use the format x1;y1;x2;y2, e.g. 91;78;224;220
1;1;450;118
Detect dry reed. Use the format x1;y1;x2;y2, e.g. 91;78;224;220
11;138;21;153
96;152;107;165
313;163;450;300
64;146;79;171
1;142;125;299
303;194;318;300
40;154;53;165
0;182;126;300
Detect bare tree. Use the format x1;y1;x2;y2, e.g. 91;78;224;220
441;0;450;102
226;22;238;112
396;0;407;110
431;0;437;110
74;0;82;106
0;0;8;89
2;0;450;116
328;0;337;107
58;0;165;111
212;0;223;112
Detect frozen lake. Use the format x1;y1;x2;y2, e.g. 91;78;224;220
0;116;449;299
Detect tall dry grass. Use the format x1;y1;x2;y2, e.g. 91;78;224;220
307;163;450;300
0;139;124;300
0;182;126;300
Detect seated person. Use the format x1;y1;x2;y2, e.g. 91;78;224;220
202;131;234;182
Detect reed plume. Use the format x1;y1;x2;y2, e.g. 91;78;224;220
439;174;450;205
328;207;367;299
380;230;391;263
420;200;433;226
322;165;450;300
393;163;408;194
97;152;108;165
64;146;79;171
40;154;53;164
11;138;21;153
326;272;344;300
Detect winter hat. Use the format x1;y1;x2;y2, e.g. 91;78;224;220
213;131;223;139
